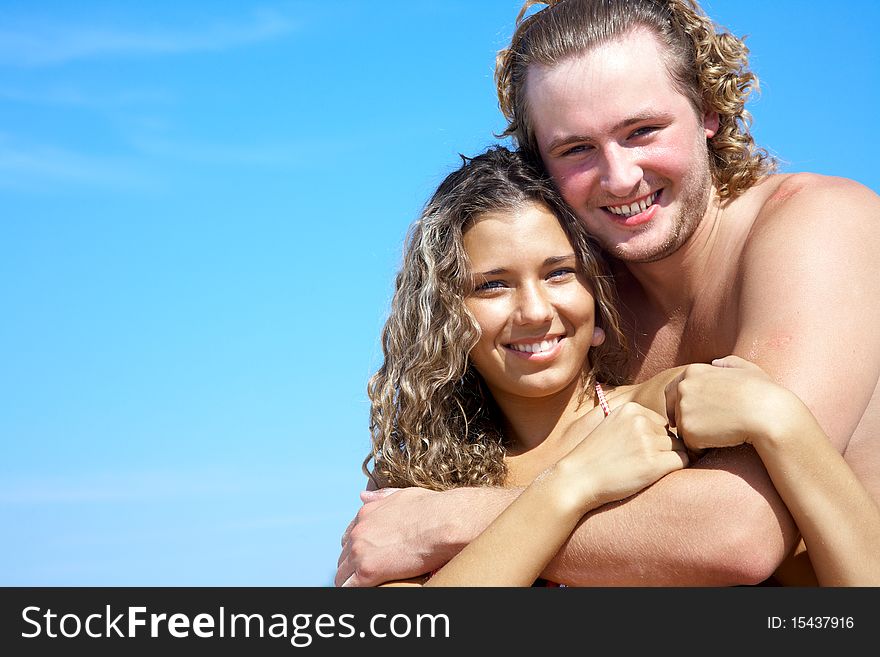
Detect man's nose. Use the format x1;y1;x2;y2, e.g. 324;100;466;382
599;145;643;199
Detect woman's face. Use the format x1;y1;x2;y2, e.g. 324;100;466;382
463;201;597;401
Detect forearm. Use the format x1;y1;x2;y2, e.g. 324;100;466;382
425;467;584;586
753;408;880;586
540;446;798;586
431;486;526;561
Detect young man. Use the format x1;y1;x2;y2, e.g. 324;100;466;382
337;0;880;586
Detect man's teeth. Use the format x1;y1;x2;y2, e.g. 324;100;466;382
606;191;658;217
508;337;561;354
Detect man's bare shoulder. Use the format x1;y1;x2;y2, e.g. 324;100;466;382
736;173;880;264
728;173;880;451
751;172;879;230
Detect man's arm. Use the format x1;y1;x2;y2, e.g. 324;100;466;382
339;367;796;586
336;357;807;585
339;403;689;588
732;174;880;457
338;446;792;586
664;355;880;586
337;175;880;587
542;445;793;585
544;175;880;585
336;486;516;587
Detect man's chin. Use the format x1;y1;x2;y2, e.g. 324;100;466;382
598;231;683;264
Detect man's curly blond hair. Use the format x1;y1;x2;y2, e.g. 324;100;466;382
496;0;776;199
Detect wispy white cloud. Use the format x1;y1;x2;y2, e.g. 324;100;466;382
0;131;341;191
0;460;333;506
0;85;173;109
0;9;296;67
0;138;155;190
0;466;261;505
129;134;304;167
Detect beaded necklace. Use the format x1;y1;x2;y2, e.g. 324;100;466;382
594;381;611;417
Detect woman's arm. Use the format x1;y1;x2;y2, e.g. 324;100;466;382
337;367;788;588
665;355;880;586
424;402;688;586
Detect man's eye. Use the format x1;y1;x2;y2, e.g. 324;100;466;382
630;126;659;139
561;144;591;157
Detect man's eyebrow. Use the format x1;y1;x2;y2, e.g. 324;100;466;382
546;134;592;153
546;111;671;152
609;111;667;132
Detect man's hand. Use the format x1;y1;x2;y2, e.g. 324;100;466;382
336;486;468;587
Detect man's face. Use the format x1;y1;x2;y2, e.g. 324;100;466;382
525;29;719;263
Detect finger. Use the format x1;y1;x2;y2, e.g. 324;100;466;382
668;435;688;453
671;428;704;456
335;557;353;587
665;426;678;438
711;354;754;370
664;372;685;427
337;538;351;567
671;447;690;469
340;516;357;548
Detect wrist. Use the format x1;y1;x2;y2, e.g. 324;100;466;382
536;460;600;520
750;388;812;453
439;487;515;558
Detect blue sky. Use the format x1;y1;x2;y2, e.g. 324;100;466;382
2;1;878;587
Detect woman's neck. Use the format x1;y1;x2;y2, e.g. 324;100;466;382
490;379;597;454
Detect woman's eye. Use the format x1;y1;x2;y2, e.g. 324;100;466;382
548;268;576;280
475;279;506;292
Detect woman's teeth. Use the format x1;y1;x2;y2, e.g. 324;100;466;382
508;337;561;353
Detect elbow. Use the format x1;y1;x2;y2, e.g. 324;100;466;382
712;541;783;586
701;502;792;586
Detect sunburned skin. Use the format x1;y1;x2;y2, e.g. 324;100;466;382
338;4;880;588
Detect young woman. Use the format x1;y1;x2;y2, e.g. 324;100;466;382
359;146;880;586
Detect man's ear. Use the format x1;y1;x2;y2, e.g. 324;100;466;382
704;110;720;139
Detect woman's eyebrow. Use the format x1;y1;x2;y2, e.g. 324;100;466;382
544;253;576;266
473;254;576;277
473;267;507;277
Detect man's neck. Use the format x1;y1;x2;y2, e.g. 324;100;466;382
621;191;728;317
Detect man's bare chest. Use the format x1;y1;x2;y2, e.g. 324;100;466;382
626;305;738;383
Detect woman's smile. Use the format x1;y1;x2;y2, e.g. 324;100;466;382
463;202;596;400
504;335;566;361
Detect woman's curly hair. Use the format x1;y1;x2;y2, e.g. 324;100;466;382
365;146;628;491
495;0;776;199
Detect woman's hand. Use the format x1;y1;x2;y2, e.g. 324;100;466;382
422;401;689;587
554;401;689;511
663;355;803;451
